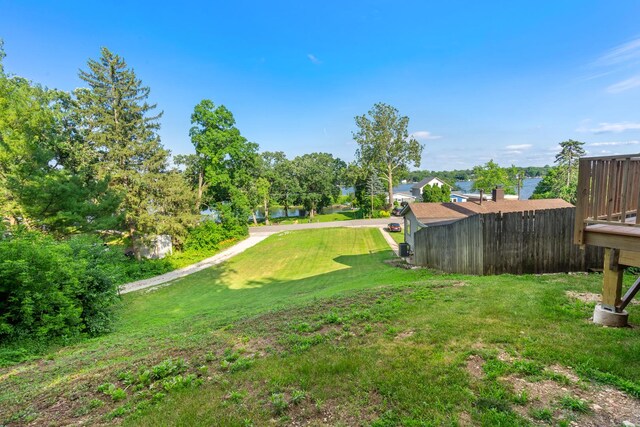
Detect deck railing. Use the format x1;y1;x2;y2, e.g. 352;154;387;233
574;154;640;245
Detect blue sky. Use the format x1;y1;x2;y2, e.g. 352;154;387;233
3;1;640;170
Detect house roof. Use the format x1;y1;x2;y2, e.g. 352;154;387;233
403;199;573;222
411;176;449;189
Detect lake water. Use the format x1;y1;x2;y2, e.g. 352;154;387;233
342;178;542;200
252;205;353;219
453;178;541;200
213;178;544;220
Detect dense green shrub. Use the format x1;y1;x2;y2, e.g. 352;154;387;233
0;232;120;342
184;219;247;251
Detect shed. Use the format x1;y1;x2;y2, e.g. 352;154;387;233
400;195;572;250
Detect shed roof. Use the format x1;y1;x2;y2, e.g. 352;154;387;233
404;199;573;222
411;176;449;189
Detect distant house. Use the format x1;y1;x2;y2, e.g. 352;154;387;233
449;192;468;203
392;192;416;204
463;192;519;202
410;177;450;199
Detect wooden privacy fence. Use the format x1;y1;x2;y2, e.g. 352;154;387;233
413;207;603;275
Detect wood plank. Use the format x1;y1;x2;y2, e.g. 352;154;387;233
619;276;640;311
620;157;630;222
619;250;640;268
575;159;591;244
584;231;640;253
581;153;640;161
602;248;623;308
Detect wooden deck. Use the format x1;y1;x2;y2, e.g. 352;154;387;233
583;224;640;253
573;154;640;315
575;154;640;254
583;216;640;253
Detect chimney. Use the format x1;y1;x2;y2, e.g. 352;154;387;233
492;186;505;202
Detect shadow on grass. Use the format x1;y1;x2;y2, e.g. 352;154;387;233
118;249;400;332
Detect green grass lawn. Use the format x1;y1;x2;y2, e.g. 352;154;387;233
1;228;639;426
388;229;404;244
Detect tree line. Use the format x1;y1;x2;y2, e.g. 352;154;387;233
0;46;353;246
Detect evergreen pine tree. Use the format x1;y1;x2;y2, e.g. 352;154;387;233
75;48;194;253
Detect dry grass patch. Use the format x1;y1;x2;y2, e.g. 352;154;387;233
465;351;640;426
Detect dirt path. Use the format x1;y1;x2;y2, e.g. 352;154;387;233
119;232;274;294
378;227;400;256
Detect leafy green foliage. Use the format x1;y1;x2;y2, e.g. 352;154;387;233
184;220;246;251
151;358;187;380
559;395;590;413
0;232;120;342
260;151;300;220
188;99;258;227
353;102;424;208
472;160;515;193
269;392;288;415
291;152;345;217
0;50;118;233
530;407;553;421
531;140;585;203
421;184;451;202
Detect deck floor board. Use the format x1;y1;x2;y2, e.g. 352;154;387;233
586;216;640;238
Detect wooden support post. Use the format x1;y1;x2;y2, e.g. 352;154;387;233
602;248;624;311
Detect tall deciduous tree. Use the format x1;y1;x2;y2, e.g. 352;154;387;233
292;153;344;218
261;151;299;218
0;44;117;232
189;99;258;226
353;103;423;209
75;48;195;253
472;160;515;194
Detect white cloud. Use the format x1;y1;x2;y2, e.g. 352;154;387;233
586;38;640;92
589;140;640;147
504;144;532;150
411;130;442;140
607;75;640;93
307;54;321;64
582;122;640;134
595;38;640;67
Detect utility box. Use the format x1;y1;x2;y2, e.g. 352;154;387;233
399;243;410;257
139;235;173;259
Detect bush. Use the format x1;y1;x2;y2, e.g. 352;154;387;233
0;232;120;343
184;219;247;251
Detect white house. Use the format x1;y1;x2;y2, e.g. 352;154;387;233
392;192;416;204
410;177;450;199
